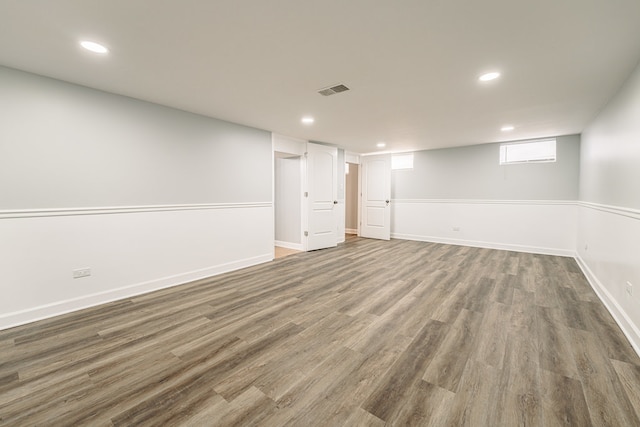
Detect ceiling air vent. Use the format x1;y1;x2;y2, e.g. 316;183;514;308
318;84;350;96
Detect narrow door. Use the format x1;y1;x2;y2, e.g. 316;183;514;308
306;142;338;250
360;155;391;240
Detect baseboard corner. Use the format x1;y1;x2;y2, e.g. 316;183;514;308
390;233;574;257
274;240;304;251
574;254;640;358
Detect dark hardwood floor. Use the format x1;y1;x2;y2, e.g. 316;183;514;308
1;237;639;426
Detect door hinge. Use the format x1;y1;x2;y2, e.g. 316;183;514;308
304;231;309;237
304;191;308;197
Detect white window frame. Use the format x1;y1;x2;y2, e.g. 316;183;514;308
499;138;556;165
391;153;414;170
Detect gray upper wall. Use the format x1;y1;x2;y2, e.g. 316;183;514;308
392;135;580;200
580;60;640;210
0;66;272;209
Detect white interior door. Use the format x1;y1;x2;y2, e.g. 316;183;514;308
360;155;391;240
306;143;338;251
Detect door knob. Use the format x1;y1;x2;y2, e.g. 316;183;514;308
385;200;390;205
333;200;338;204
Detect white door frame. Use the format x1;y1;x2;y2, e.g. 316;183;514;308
301;153;308;251
343;152;361;238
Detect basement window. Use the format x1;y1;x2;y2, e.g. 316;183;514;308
392;153;414;170
499;139;556;165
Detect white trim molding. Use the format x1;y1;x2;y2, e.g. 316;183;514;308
391;232;575;257
575;255;640;356
0;202;274;331
575;201;640;358
391;198;577;257
0;253;272;330
274;240;304;251
392;198;577;206
578;201;640;220
0;202;272;219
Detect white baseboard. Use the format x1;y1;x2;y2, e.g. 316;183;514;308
345;228;358;235
575;255;640;357
0;253;273;331
274;240;304;251
391;233;575;257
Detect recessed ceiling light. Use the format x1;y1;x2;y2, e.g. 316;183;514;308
479;72;500;82
301;117;314;125
376;142;386;148
80;40;109;54
501;125;515;131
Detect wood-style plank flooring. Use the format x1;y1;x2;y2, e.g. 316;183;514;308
274;246;301;259
1;237;639;426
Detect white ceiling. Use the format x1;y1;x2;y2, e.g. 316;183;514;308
1;1;640;154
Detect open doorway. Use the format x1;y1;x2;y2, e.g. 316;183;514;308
274;151;303;258
345;162;359;237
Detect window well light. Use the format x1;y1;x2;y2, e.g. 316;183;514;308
479;72;500;82
501;125;515;132
301;117;314;125
80;40;109;54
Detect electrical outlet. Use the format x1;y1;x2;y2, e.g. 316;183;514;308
73;268;91;279
452;227;460;232
626;281;633;296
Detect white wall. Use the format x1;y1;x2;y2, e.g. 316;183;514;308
392;200;576;256
577;60;640;354
273;134;306;157
0;66;273;329
391;135;580;255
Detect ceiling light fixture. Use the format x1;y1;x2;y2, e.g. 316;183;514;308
377;142;386;148
479;72;500;82
301;117;314;125
80;40;109;54
501;125;515;131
